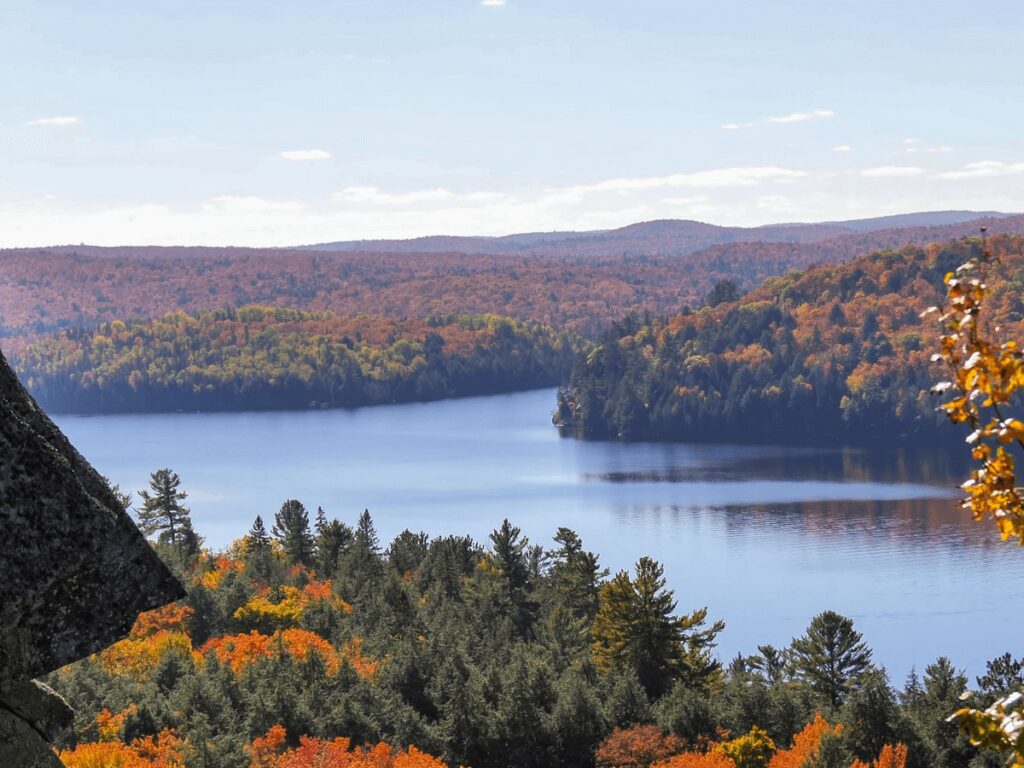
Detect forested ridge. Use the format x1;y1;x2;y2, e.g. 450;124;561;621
12;308;578;413
50;482;1019;768
2;214;1022;345
556;234;1024;444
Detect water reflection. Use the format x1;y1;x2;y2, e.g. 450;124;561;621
587;445;969;487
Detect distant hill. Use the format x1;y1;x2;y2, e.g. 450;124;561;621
300;210;1018;256
555;232;1024;445
2;212;1022;349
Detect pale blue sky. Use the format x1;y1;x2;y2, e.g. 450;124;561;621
1;1;1022;245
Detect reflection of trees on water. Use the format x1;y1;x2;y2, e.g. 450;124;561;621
615;497;1017;556
590;446;969;487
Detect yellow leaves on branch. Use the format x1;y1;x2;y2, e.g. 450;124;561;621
950;691;1024;768
930;247;1024;545
932;239;1024;766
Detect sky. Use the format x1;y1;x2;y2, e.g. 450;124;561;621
1;0;1023;247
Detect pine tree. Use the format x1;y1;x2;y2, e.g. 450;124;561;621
272;499;314;567
356;508;379;554
791;610;873;708
548;527;607;623
246;515;274;579
137;468;195;555
591;557;723;698
315;514;353;577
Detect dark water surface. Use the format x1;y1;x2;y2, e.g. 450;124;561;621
55;388;1023;679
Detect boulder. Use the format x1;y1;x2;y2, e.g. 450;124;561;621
0;347;185;760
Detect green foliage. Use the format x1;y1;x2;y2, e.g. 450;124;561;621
47;512;1008;768
558;236;1024;444
15;308;581;414
591;557;724;699
791;610;873;709
137;468;199;564
272;499;314;567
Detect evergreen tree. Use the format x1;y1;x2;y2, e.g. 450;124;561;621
356;508;380;554
137;468;197;558
315;515;353;577
591;557;724;698
245;515;273;579
272;499;314;567
791;610;873;709
547;527;607;624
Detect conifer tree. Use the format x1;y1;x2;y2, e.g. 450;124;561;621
791;610;872;708
356;508;380;553
272;499;313;567
137;468;196;557
591;557;724;698
245;515;273;579
315;513;353;577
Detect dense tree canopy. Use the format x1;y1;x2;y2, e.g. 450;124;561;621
13;309;579;413
46;483;1013;768
557;235;1024;445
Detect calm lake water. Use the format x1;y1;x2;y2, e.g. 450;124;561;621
55;388;1023;679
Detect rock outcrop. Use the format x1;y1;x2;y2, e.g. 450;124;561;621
0;347;185;763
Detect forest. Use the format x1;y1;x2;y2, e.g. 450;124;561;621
2;214;1022;347
49;471;1019;768
12;309;578;413
555;234;1024;444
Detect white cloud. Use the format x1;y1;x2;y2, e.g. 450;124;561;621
833;145;853;152
557;166;807;197
280;149;332;161
860;165;926;178
27;115;81;126
938;160;1024;180
332;187;505;206
203;196;304;213
481;0;506;5
6;160;1023;248
722;109;834;130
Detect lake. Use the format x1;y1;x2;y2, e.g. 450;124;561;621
55;387;1023;680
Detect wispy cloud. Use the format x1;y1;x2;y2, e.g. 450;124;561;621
332;187;505;206
281;149;331;161
938;160;1024;180
860;165;926;178
833;145;853;152
481;0;506;5
722;109;834;130
903;139;953;154
27;115;80;126
556;166;807;197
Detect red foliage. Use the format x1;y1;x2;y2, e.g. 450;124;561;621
595;724;687;768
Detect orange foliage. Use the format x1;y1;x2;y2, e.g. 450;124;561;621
61;729;184;768
131;603;194;638
245;726;448;768
200;629;372;677
595;724;686;768
200;555;245;589
97;706;137;741
654;751;736;768
851;744;909;768
766;715;841;768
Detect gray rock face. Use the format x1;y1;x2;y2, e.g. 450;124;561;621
0;346;186;762
0;681;72;767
